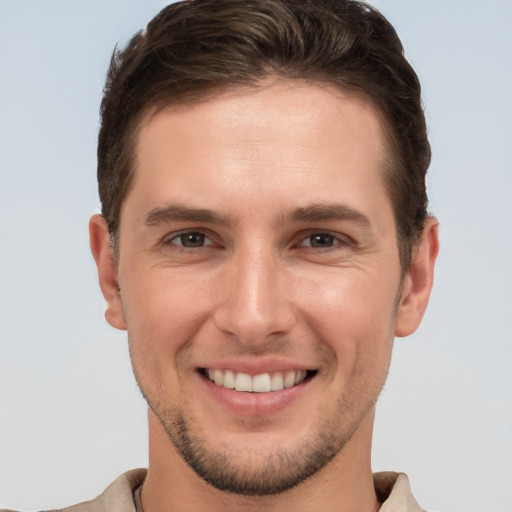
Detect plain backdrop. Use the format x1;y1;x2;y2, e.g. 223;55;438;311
1;1;511;510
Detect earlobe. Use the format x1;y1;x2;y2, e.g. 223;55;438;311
395;217;439;338
89;214;127;330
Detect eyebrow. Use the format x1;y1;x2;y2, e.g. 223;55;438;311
144;204;231;227
281;204;372;227
144;202;371;229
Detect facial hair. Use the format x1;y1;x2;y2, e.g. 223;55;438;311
139;361;388;497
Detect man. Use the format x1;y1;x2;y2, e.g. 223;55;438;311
5;0;439;510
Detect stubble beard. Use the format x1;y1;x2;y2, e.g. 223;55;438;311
126;321;396;496
125;289;398;497
140;363;389;497
153;407;347;496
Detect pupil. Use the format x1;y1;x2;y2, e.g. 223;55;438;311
311;234;334;247
181;233;204;247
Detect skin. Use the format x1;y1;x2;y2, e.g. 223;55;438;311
90;79;438;512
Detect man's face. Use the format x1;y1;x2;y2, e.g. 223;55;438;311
108;80;412;494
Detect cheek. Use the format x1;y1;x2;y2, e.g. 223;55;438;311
125;269;209;333
122;273;212;384
299;269;398;373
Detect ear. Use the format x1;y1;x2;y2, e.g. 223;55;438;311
89;214;127;330
395;217;439;337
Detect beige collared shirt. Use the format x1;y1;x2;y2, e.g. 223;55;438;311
1;469;425;511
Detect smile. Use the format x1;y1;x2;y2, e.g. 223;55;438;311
202;368;314;393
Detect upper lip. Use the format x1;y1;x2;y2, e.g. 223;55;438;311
197;357;315;375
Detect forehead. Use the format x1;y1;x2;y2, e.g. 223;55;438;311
139;80;388;155
126;80;393;226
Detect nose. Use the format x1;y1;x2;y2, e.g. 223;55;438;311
212;246;296;345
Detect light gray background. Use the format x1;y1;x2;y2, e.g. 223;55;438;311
1;1;511;510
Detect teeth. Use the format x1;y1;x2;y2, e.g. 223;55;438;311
205;369;309;393
252;373;271;393
234;372;252;392
270;372;284;391
223;369;235;389
294;370;306;385
284;371;295;389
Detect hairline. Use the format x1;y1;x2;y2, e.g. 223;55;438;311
108;76;415;270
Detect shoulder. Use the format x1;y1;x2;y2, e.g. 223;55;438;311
375;471;426;512
0;468;147;512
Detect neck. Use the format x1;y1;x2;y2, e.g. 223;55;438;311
141;409;380;512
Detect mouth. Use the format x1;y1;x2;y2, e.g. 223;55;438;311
199;368;317;393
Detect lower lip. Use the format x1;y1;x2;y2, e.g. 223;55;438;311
198;372;313;416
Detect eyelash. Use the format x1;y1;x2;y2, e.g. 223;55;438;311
164;230;351;251
165;231;215;249
297;232;346;249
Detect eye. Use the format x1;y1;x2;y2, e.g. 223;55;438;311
168;231;212;248
300;233;338;248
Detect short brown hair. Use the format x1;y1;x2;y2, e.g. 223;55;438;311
98;0;430;269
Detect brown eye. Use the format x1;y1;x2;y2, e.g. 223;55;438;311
171;232;210;248
303;233;336;248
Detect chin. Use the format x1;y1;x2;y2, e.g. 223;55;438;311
153;406;360;496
